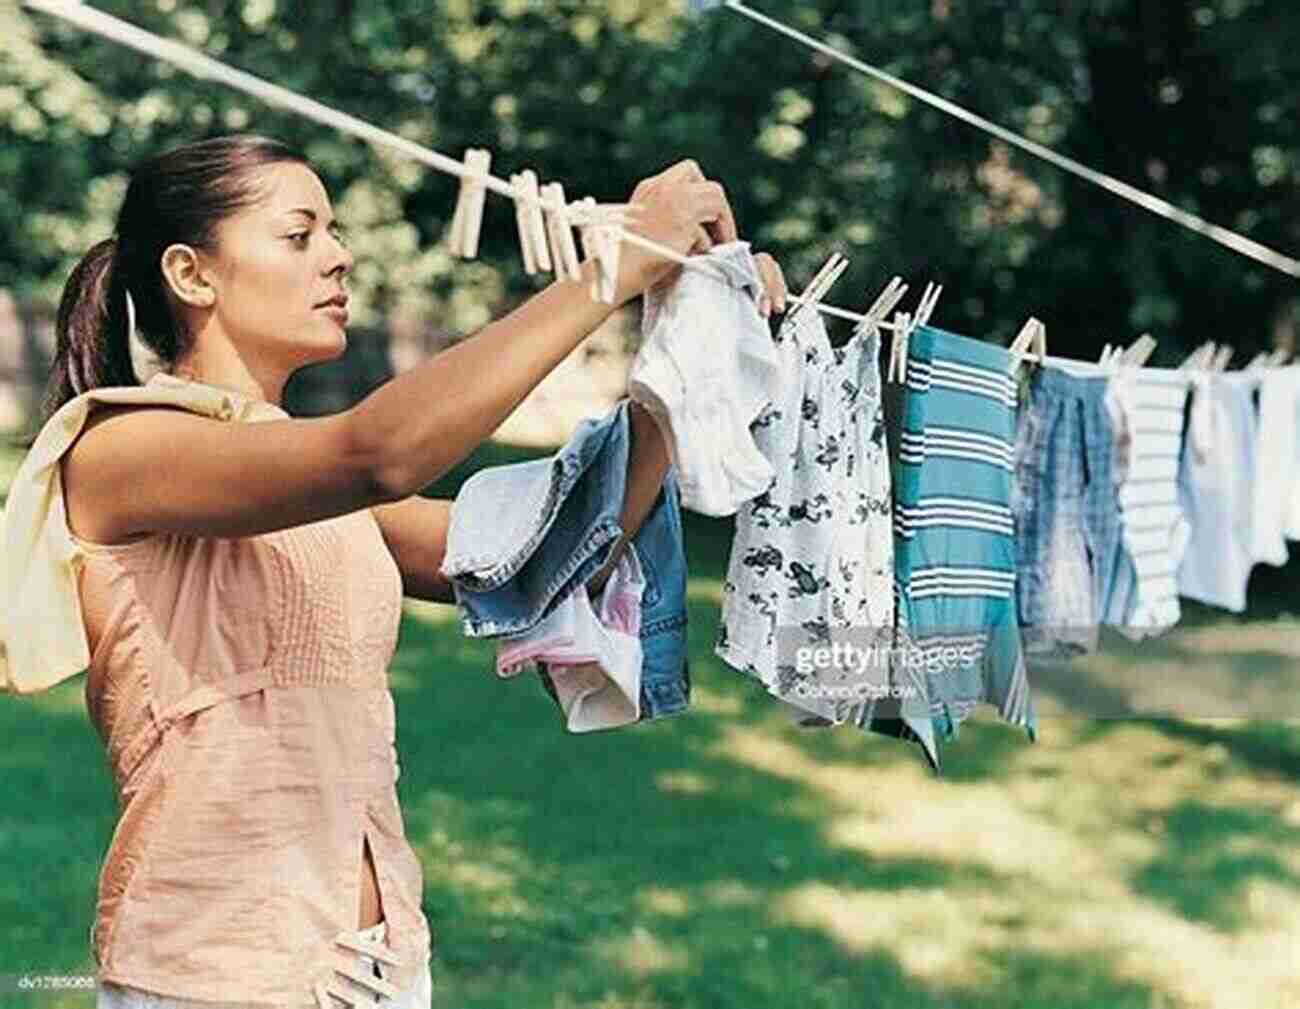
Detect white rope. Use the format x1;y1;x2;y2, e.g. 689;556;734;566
710;0;1300;279
22;0;899;330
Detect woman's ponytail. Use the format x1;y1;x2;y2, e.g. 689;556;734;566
37;237;136;428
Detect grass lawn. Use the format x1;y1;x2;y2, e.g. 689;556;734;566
2;434;1299;1008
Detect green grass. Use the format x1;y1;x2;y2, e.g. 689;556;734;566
3;438;1300;1008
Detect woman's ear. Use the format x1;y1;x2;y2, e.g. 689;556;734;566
159;243;216;308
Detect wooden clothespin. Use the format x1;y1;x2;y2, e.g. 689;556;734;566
1008;317;1046;371
913;281;943;330
510;170;551;275
447;148;491;259
574;198;631;304
1121;333;1157;367
1210;344;1234;372
888;310;913;383
1180;341;1215;371
886;281;940;383
788;252;848;324
540;181;582;283
854;276;908;341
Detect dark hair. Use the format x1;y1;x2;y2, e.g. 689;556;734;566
36;133;311;429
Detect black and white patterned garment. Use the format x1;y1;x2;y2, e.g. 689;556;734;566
715;306;895;727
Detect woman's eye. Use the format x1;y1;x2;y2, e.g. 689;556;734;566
289;232;310;246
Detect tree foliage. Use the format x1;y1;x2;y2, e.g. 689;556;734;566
2;0;1298;358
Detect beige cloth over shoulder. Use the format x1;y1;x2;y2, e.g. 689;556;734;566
0;372;282;695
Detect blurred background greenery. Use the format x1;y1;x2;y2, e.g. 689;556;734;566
2;2;1300;1007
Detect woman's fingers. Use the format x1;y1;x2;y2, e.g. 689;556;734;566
754;252;788;316
690;181;738;244
689;225;714;255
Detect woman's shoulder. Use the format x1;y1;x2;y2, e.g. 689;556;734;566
62;403;197;546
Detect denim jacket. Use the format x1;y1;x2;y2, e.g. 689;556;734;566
441;400;690;720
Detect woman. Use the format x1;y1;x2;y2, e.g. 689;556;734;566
25;134;788;1007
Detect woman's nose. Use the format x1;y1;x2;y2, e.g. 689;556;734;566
325;235;354;276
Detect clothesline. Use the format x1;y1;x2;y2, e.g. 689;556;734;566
22;0;912;335
690;0;1300;280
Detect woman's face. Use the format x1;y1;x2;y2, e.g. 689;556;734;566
201;161;355;373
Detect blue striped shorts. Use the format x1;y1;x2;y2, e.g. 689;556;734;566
888;324;1038;762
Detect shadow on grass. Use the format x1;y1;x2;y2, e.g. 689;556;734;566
1129;799;1300;933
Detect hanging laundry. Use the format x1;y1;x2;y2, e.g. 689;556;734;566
628;240;780;517
1252;367;1300;560
495;545;646;733
892;324;1037;753
1010;366;1124;662
1285;367;1300;541
440;400;690;723
1099;367;1193;639
714;306;903;751
1176;372;1260;613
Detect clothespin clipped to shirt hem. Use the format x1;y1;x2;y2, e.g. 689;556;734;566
787;252;849;325
447;148;491;259
886;282;940;383
1180;341;1216;371
854;276;908;343
888;310;912;382
1008;317;1046;372
1121;333;1157;368
913;281;943;331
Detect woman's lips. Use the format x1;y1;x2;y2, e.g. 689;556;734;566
319;304;349;325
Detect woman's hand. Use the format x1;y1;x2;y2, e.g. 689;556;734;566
611;159;791;318
613;159;737;304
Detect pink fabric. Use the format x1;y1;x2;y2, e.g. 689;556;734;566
494;546;645;731
73;491;431;1006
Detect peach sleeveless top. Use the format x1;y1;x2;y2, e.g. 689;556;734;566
6;375;432;1006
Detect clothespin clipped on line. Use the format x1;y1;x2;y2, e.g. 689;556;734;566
1269;348;1293;366
854;276;908;342
786;252;849;324
1121;333;1157;367
885;282;941;383
1180;341;1216;371
1098;343;1115;367
1247;351;1271;372
1210;344;1234;372
574;198;635;304
447;148;492;259
1008;317;1047;372
540;181;582;283
510;170;552;275
887;310;912;383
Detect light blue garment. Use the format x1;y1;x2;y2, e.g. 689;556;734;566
441;400;690;721
1176;373;1258;613
890;325;1038;769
